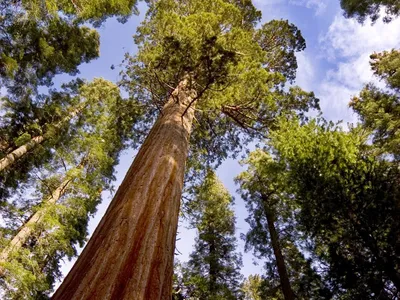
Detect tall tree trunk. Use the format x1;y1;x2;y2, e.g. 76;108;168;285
0;105;84;172
0;177;72;274
0;136;45;171
52;78;197;300
209;229;217;296
262;197;295;300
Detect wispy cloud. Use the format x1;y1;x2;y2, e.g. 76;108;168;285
302;15;400;124
289;0;328;15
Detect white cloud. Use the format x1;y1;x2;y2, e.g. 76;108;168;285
295;51;315;91
321;14;400;59
315;15;400;123
289;0;328;15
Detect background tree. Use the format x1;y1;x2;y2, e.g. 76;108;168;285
237;150;331;300
0;0;140;199
181;171;243;300
340;0;400;23
242;274;263;300
350;49;399;158
53;0;318;298
0;80;85;200
268;117;400;298
0;79;142;299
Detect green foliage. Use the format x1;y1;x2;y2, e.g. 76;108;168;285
0;79;142;298
242;274;263;300
237;149;332;300
13;133;32;147
179;171;243;300
268;117;400;298
122;0;318;167
340;0;400;23
0;0;138;98
19;0;138;26
0;13;100;94
256;20;306;83
350;49;400;158
370;49;400;90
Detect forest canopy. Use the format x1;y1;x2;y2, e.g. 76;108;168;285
0;0;399;299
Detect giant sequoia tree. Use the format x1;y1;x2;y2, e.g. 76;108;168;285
53;0;318;298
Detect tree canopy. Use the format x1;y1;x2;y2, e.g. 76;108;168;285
122;0;318;167
0;0;399;299
175;171;243;300
340;0;400;23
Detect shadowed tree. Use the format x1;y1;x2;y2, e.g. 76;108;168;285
340;0;400;23
268;117;400;298
53;1;318;298
237;150;331;300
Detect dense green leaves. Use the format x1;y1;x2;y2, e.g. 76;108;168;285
4;0;138;26
122;0;318;167
177;172;243;300
270;118;399;298
350;49;400;158
340;0;400;23
0;8;99;95
0;79;141;298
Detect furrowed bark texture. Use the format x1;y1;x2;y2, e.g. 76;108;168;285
263;198;295;300
52;79;197;300
0;177;72;274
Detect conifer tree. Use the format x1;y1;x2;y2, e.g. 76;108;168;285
0;80;86;200
0;79;141;298
237;150;331;300
340;0;400;23
54;1;318;298
0;80;112;201
266;117;400;298
180;171;243;300
0;0;139;182
242;275;263;300
350;49;400;158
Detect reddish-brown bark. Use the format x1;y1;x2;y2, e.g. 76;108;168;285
52;78;197;299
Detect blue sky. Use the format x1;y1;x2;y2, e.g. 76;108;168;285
56;0;400;286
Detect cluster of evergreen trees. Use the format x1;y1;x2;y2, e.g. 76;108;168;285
0;0;398;299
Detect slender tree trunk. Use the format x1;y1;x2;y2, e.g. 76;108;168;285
52;78;197;300
0;105;84;172
0;136;45;171
262;197;295;300
209;230;217;296
0;177;72;274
